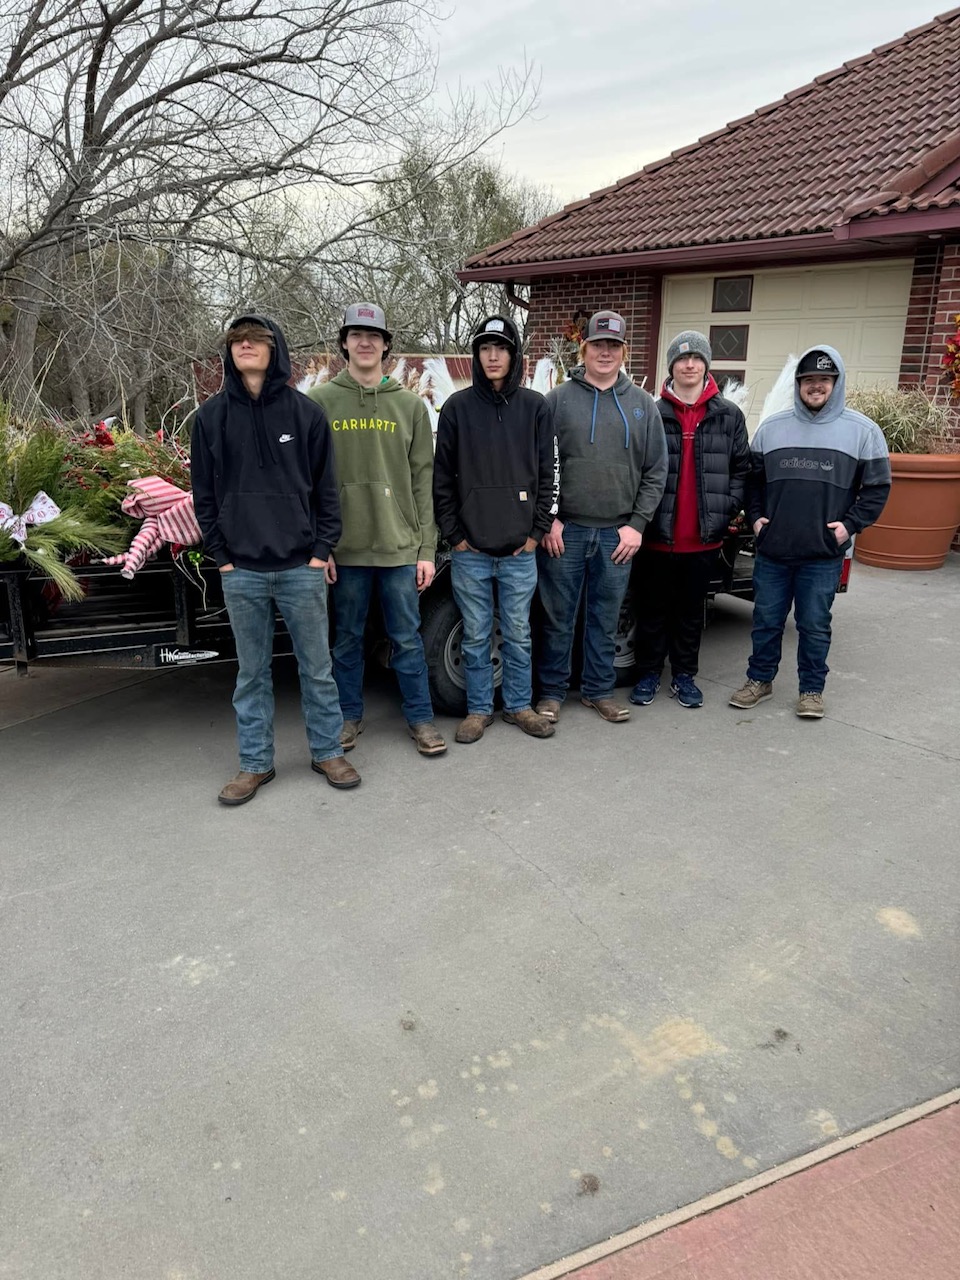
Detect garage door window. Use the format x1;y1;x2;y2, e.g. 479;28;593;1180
712;276;753;312
709;324;749;361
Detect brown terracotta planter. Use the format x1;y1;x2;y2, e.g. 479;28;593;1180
854;453;960;570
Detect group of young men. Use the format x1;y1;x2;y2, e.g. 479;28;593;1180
190;303;891;805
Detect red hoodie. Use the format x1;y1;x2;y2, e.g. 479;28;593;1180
646;374;723;554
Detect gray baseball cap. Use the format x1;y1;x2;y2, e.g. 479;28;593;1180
339;301;392;343
584;310;627;344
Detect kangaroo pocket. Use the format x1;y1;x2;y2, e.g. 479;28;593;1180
561;457;634;523
460;486;532;551
336;481;419;556
219;491;311;562
756;519;842;560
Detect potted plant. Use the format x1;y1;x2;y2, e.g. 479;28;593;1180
846;386;960;571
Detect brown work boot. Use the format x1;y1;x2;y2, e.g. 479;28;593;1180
217;768;276;806
580;696;630;723
455;713;495;744
535;698;561;723
311;755;361;789
728;678;774;709
408;721;447;756
340;718;364;752
502;707;556;738
796;691;825;719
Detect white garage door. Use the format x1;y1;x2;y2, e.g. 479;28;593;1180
657;261;912;432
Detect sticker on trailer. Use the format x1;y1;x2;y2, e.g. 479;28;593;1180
156;646;220;665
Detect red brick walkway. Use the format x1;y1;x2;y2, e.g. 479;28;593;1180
568;1104;960;1280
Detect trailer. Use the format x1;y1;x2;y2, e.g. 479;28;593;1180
2;524;773;714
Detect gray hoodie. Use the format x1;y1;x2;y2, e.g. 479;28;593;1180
746;345;891;561
546;367;667;532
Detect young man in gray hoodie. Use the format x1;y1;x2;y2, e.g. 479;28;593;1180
536;310;668;723
729;345;890;719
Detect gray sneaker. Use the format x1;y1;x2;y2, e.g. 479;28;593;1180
796;692;825;719
729;679;773;709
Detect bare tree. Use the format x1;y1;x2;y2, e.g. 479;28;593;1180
0;0;536;413
327;149;557;352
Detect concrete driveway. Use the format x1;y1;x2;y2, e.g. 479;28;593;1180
2;558;958;1280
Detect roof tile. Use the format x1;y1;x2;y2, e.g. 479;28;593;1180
466;9;960;270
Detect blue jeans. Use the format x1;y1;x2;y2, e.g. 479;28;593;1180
451;549;539;715
747;554;844;693
536;522;632;703
332;565;434;724
221;565;343;772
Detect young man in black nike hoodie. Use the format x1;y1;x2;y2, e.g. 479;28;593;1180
191;314;359;804
433;315;558;745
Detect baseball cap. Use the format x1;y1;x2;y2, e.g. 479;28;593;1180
471;316;516;350
796;350;839;378
340;301;392;343
584;310;627;344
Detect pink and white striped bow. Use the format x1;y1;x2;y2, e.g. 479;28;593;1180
0;491;61;544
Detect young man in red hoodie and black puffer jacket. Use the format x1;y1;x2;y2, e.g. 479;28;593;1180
629;331;750;708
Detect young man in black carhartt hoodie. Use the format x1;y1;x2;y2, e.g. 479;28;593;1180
433;315;557;745
191;314;360;804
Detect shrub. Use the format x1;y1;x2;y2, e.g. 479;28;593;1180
846;386;960;454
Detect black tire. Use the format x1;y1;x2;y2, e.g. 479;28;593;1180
420;589;503;717
612;586;638;686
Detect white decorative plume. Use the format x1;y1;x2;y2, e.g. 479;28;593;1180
720;377;751;412
418;357;457;414
295;361;330;394
759;355;799;426
527;357;557;395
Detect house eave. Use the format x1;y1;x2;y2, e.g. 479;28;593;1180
457;230;905;284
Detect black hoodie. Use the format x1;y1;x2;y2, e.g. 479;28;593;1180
191;314;341;571
432;316;558;555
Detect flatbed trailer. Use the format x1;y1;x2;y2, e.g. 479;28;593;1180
2;527;772;712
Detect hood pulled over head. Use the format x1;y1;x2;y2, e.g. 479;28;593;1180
471;314;524;399
793;344;846;423
223;313;292;402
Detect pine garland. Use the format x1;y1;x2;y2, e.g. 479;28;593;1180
1;420;191;600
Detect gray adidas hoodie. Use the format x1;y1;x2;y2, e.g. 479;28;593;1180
546;367;667;532
746;345;891;561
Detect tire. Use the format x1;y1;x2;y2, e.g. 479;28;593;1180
612;587;638;686
420;589;503;717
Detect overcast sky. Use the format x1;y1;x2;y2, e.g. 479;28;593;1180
432;0;944;205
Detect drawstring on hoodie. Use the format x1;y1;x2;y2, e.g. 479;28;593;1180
588;385;631;448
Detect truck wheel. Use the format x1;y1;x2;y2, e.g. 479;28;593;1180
613;587;638;685
420;592;503;717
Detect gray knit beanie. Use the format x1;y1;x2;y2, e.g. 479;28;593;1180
667;330;712;373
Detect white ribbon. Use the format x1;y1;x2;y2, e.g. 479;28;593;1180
0;490;62;544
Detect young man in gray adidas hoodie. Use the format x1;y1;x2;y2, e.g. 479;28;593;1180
536;310;668;724
729;345;890;719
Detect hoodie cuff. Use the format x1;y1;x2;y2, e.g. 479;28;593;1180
313;542;332;561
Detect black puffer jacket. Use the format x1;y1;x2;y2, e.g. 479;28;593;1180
647;386;750;545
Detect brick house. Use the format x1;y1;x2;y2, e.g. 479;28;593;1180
459;8;960;428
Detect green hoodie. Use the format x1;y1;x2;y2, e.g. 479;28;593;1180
309;370;437;567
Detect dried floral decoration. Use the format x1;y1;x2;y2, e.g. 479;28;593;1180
943;312;960;401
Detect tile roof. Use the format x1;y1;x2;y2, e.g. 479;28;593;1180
464;8;960;272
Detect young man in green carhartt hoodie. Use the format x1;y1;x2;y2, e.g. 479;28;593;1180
308;303;445;757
